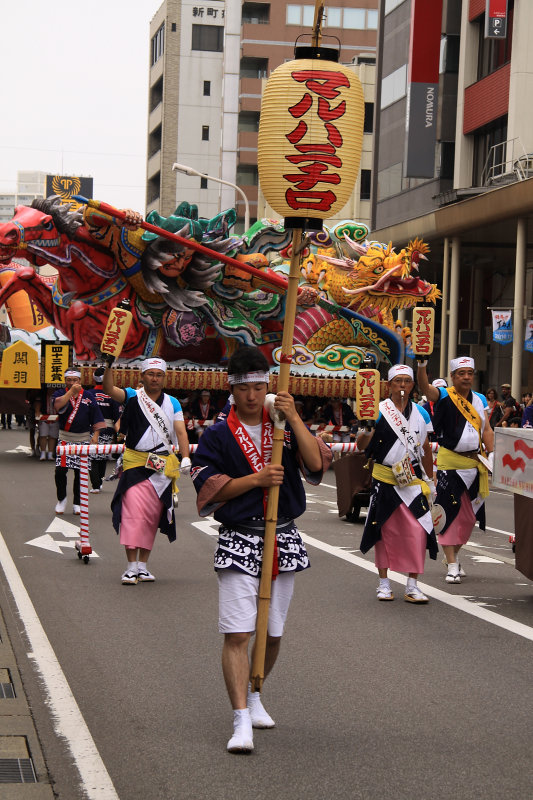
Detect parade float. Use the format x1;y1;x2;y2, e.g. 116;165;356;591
0;195;440;397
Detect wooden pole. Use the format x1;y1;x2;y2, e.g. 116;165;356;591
250;227;304;693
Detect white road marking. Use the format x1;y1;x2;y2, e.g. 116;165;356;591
470;555;504;564
299;532;533;643
0;532;119;799
26;518;99;557
46;517;81;538
191;517;219;537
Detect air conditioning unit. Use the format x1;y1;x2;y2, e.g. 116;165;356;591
458;329;480;345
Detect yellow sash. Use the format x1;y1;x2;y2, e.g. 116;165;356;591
436;446;489;499
123;447;181;496
446;387;482;435
372;462;430;498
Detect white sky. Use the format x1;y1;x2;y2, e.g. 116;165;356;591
0;0;163;212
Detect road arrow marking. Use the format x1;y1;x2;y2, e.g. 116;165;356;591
46;518;80;538
6;445;33;454
26;534;76;554
191;517;219;537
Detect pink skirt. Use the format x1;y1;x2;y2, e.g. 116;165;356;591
438;492;476;546
374;503;427;574
119;479;164;551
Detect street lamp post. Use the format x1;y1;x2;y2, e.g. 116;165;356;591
172;162;250;232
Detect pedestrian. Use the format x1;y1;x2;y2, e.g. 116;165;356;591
190;345;331;754
189;389;217;438
1;412;12;429
485;388;502;429
89;368;121;493
495;383;520;427
102;358;191;585
417;357;494;583
53;369;105;515
38;387;60;461
357;364;437;604
522;393;533;428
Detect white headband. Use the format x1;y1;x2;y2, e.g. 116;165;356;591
64;369;81;378
387;364;414;381
432;378;447;388
227;370;270;385
93;374;104;384
141;358;167;373
450;357;474;372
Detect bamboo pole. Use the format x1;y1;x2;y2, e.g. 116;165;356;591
250;227;304;693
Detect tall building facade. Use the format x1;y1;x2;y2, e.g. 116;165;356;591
372;0;533;394
146;0;379;229
0;171;46;223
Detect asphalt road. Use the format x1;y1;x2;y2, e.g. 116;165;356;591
0;428;532;800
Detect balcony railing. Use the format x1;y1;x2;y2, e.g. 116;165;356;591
481;137;533;186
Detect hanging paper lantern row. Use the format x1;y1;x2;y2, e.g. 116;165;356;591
258;57;365;229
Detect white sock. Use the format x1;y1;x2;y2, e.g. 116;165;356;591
448;562;459;576
233;708;251;725
247;684;261;705
406;577;417;589
137;561;146;572
379;577;390;588
127;561;138;572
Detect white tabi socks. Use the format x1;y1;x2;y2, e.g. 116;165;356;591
227;708;253;754
247;684;276;728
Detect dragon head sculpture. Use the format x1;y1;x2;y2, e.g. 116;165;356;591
318;235;440;313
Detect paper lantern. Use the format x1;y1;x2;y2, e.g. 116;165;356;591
356;368;380;420
411;307;435;356
258;47;365;231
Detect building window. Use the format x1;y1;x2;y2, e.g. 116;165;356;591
171;22;177;32
202;125;210;141
240;57;268;79
472;117;508;186
147;172;160;205
360;170;371;200
288;5;378;29
236;165;258;186
148;124;162;158
440;34;460;74
150;76;163;112
192;24;223;52
380;64;407;109
242;3;270;24
439;142;455;180
151;23;165;66
239;110;261;131
477;1;514;80
364;102;374;134
203;80;211;96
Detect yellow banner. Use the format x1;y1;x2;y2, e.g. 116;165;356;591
0;341;41;388
43;343;70;384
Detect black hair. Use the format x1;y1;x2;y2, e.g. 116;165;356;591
227;345;269;376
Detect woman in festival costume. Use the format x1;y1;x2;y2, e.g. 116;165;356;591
417;357;494;584
103;358;191;585
358;364;437;603
191;346;331;754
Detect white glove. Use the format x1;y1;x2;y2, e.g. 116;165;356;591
427;479;437;502
487;452;494;473
264;393;285;429
180;456;191;475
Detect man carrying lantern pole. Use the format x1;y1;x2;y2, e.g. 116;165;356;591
191;345;331;753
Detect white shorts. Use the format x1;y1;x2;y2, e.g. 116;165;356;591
39;420;59;438
217;570;295;637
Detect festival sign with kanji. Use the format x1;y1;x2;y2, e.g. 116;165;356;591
0;340;40;388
